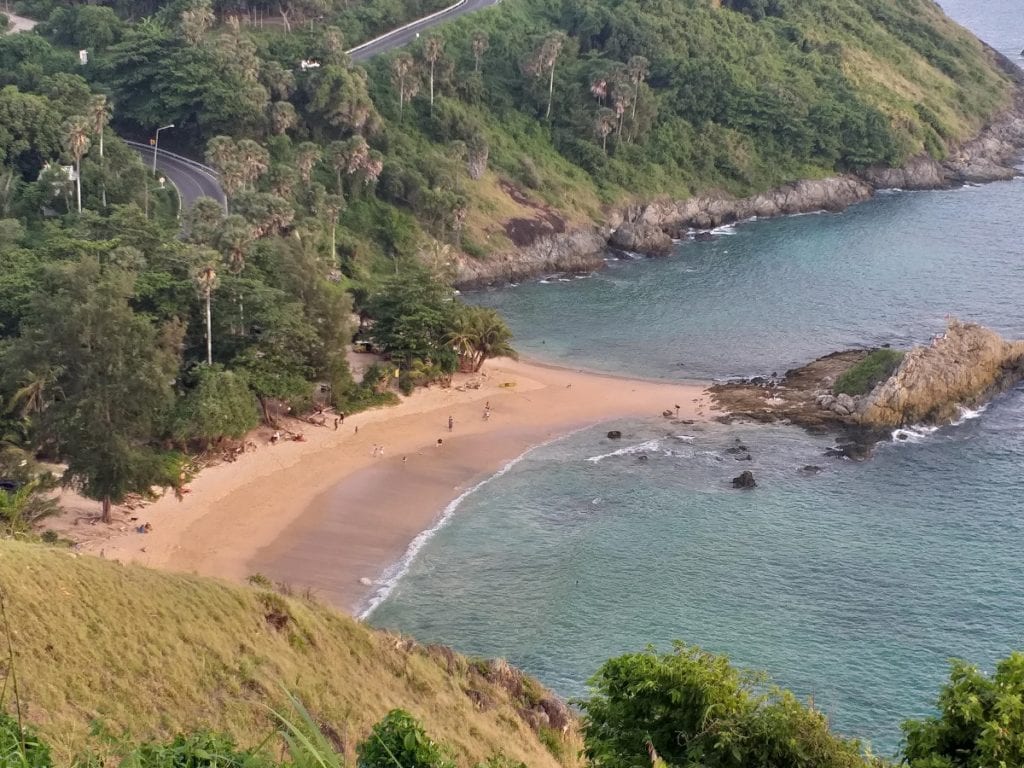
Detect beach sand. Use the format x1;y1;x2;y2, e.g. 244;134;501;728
56;359;712;614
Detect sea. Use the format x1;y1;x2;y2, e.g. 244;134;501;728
367;1;1024;757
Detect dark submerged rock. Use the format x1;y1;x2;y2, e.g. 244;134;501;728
732;470;756;489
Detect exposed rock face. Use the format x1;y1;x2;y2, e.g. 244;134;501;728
618;176;874;234
858;320;1024;427
860;154;948;190
453;226;608;287
609;223;672;255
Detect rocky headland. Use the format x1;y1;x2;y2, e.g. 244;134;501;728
710;320;1024;456
454;51;1024;288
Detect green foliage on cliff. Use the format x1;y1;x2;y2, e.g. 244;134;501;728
833;348;904;396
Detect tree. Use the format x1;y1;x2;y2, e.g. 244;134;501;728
322;193;344;258
219;214;254;273
422;35;445;113
88;94;112;208
595;108;616;153
471;30;489;74
61;116;90;214
357;710;455;768
522;32;565;120
171;366;259;448
447;305;516;372
902;653;1024;768
268;101;297;136
180;0;214;45
626;55;649;124
195;263;218;365
294;141;321;185
390;53;418;121
367;265;458;368
236;139;269;190
582;644;872;768
7;259;183;523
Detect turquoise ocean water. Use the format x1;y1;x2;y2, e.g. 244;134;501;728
369;2;1024;756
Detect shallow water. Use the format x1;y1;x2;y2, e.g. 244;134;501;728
369;3;1024;756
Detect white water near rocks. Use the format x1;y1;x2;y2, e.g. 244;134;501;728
369;1;1024;757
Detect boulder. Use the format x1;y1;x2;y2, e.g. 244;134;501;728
606;430;622;439
816;393;837;409
731;470;756;489
859;320;1024;428
610;223;673;256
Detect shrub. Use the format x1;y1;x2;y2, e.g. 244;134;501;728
833;349;904;396
121;732;273;768
0;713;52;768
357;710;455;768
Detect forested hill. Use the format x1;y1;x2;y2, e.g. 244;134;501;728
0;0;1015;520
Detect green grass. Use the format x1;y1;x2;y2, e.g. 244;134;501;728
833;348;905;395
0;541;580;767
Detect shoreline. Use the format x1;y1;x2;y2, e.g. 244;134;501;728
51;358;713;614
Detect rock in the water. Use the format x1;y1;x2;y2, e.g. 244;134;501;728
732;470;756;489
801;465;823;474
358;576;373;586
859;319;1024;428
610;223;673;256
607;430;622;439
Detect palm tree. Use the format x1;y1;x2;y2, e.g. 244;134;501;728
62;116;91;213
326;140;348;195
422;34;445;113
0;479;60;536
523;33;565;120
268;101;297;136
627;55;650;124
236;139;269;189
294;141;321;185
88;94;111;207
471;30;489;73
323;194;345;258
194;265;218;365
219;215;254;273
595;108;616;153
180;1;214;45
448;306;517;372
390;52;418;120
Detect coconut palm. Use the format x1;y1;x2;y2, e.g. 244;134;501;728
627;55;650;123
194;265;218;365
219;215;254;273
61;116;91;213
390;52;418;120
268;101;297;136
448;306;517;372
0;478;60;536
595;108;616;153
422;34;445;112
88;94;111;207
294;141;321;185
236;139;269;189
523;32;565;120
322;194;345;258
471;30;489;73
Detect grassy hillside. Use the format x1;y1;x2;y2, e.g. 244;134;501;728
0;541;579;766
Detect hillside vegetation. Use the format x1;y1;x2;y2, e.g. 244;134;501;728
0;540;577;766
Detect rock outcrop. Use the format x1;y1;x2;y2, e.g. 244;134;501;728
858;320;1024;428
453;226;608;287
609;223;673;255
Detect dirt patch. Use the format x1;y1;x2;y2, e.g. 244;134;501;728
499;180;567;247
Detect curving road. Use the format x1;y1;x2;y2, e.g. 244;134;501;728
120;0;501;209
347;0;501;62
123;140;227;211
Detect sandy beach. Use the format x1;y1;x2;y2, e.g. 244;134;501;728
56;358;712;614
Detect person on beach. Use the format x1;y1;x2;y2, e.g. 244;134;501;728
437;438;444;448
483;408;490;421
448;415;454;431
354;425;359;435
333;417;339;430
339;412;345;424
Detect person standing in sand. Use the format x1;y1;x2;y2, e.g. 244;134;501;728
448;415;454;431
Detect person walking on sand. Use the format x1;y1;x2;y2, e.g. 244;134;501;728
333;417;339;430
448;415;454;431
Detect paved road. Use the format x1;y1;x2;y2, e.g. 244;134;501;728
348;0;500;62
123;140;227;211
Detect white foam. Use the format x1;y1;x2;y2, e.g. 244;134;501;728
711;224;737;235
952;403;988;425
891;424;940;443
358;431;584;619
538;279;551;284
587;438;662;463
672;434;696;442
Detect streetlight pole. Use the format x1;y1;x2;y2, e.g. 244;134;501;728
152;124;175;173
